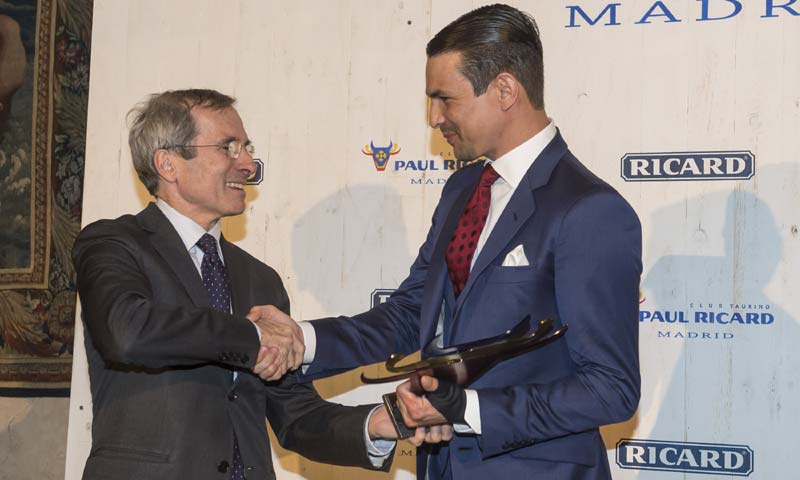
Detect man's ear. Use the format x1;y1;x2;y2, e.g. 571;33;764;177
153;149;178;184
494;72;521;112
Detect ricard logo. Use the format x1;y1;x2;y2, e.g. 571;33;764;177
617;439;754;476
621;151;754;181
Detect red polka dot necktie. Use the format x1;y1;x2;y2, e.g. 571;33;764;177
446;164;500;297
196;234;245;480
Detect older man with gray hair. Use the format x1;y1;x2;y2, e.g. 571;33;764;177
73;89;408;479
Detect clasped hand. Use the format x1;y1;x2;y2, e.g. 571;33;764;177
244;308;454;445
246;305;304;381
395;375;454;446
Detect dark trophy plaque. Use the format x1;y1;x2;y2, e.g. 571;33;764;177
362;317;567;438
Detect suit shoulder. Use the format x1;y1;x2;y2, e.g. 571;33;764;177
554;153;623;199
549;152;639;223
557;152;612;192
72;214;148;268
75;214;144;247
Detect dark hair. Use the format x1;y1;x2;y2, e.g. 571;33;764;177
127;89;236;195
426;4;544;109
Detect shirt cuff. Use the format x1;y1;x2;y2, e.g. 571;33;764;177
252;322;262;342
453;389;481;435
364;405;396;467
298;321;317;364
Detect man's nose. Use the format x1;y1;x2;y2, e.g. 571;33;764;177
238;149;256;177
429;101;444;128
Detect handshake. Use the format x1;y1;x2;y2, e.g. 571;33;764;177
246;305;306;382
246;305;456;445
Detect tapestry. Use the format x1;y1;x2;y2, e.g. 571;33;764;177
0;0;91;393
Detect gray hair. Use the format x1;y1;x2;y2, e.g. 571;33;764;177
127;89;236;195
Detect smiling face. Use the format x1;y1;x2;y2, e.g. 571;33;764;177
426;51;504;161
161;107;255;230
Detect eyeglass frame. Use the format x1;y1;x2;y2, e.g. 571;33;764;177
163;139;255;159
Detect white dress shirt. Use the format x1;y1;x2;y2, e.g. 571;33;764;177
301;121;558;435
157;199;225;271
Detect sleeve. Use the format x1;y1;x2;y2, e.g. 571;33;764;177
259;267;393;470
300;187;453;381
478;190;642;457
364;406;397;466
73;221;260;370
264;371;392;470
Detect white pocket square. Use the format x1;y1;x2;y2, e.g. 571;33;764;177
502;244;529;267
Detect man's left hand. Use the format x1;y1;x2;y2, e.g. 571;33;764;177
396;375;459;427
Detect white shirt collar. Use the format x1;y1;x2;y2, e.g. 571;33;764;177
485;120;557;189
155;198;222;251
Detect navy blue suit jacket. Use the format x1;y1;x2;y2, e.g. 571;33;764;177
304;132;642;479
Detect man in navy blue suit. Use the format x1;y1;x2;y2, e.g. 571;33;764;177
252;4;642;479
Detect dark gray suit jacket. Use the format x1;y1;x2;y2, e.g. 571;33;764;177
74;203;386;479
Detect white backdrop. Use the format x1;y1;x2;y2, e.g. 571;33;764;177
67;1;800;478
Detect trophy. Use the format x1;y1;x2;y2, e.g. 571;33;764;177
361;317;567;438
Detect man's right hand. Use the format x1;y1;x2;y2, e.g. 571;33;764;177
247;305;305;381
368;405;453;446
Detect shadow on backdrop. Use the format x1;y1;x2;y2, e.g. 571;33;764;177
280;184;416;479
612;163;798;478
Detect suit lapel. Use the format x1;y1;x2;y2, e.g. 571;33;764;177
456;181;536;306
219;237;252;387
137;203;209;308
219;237;250;317
422;165;483;345
454;132;569;314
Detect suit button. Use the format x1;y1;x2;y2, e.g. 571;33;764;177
217;460;229;473
228;391;238;401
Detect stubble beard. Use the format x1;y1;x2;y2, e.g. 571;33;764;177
453;143;478;162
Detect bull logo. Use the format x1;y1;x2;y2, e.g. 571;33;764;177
363;141;401;171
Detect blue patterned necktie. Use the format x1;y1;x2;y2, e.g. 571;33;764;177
195;234;245;480
197;234;232;312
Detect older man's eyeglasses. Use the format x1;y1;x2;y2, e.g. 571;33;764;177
166;140;255;159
